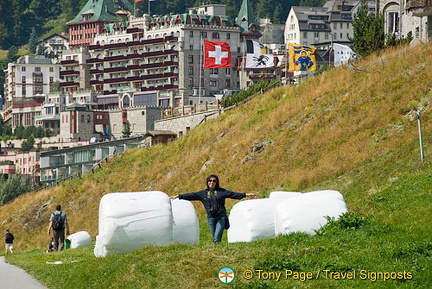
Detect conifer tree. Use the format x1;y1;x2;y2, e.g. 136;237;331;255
28;27;37;54
122;121;132;138
350;0;384;57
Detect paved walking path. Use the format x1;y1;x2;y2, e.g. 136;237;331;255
0;256;47;289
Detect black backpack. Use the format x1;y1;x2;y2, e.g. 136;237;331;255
52;212;63;230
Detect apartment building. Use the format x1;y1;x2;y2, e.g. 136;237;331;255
35;33;70;58
60;3;242;108
2;55;61;126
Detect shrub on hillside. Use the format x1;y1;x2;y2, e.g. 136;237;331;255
315;212;368;236
0;174;33;205
221;80;278;108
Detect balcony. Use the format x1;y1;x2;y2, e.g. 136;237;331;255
249;74;276;80
60;70;79;76
87;58;103;64
90;79;104;85
35;114;60;121
60;81;79;87
60;59;78;65
104;66;129;73
140;83;178;91
406;0;432;16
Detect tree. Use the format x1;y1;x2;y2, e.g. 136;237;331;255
299;0;325;6
7;46;18;63
14;125;25;139
28;27;38;54
350;0;385;57
0;174;32;205
20;135;35;151
122;121;132;138
50;80;61;92
256;0;275;20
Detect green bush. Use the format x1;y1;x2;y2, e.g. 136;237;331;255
221;80;278;108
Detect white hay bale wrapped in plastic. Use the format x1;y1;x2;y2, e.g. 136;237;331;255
274;190;348;236
269;191;302;200
67;231;92;249
227;198;278;243
94;191;173;257
171;199;199;244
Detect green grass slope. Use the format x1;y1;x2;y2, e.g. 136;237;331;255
2;43;432;288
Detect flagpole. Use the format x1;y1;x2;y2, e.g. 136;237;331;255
198;35;203;104
242;36;245;89
285;47;288;85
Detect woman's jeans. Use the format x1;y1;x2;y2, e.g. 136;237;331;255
208;214;227;243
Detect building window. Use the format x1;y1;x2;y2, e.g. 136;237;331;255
21;67;26;72
388;12;399;33
210;68;218;75
227;33;230;39
190;31;193;37
190;44;193;51
189;78;193;87
22;76;26;83
188;66;194;75
188;55;193;64
225;79;230;87
212;32;220;39
210;80;218;87
225;68;230;76
201;32;207;38
50;67;54;72
35;67;41;72
303;32;307;39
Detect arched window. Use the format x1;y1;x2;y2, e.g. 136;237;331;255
123;95;130;108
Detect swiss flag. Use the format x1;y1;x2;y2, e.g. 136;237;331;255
203;40;231;68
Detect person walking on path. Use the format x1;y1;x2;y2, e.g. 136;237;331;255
47;204;70;251
5;229;14;256
171;174;257;243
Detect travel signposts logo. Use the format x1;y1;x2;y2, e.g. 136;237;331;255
218;267;235;284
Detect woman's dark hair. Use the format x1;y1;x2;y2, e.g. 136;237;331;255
206;174;220;190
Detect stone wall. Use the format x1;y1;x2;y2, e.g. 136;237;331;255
154;109;222;137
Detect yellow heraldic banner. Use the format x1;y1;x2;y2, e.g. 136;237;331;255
289;43;317;72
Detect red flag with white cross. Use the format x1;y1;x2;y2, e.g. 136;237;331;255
203;40;231;68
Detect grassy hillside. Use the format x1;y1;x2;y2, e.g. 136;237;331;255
2;42;432;288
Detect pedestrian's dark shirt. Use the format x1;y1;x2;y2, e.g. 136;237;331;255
5;233;14;244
